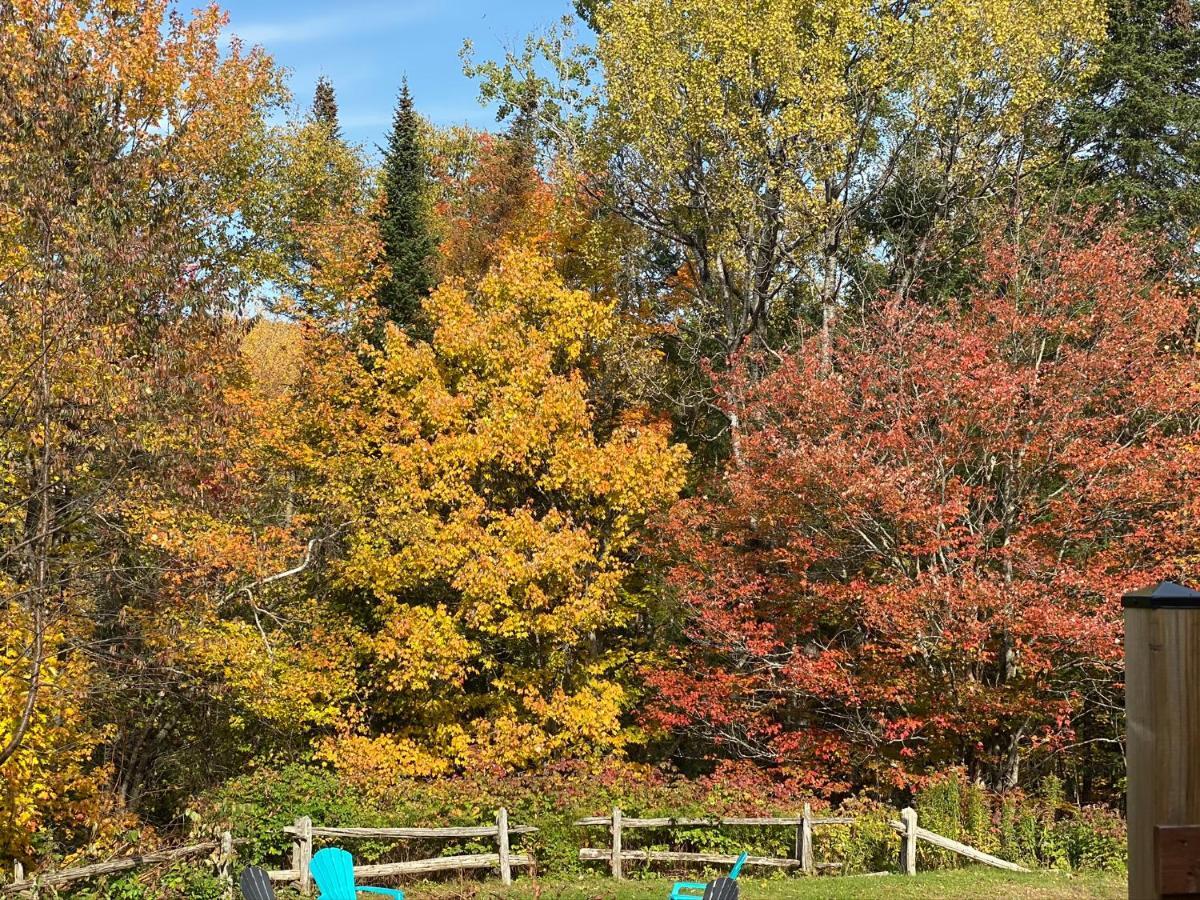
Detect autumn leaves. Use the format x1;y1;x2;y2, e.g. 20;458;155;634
0;0;1189;868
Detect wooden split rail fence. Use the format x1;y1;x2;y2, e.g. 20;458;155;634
272;808;536;895
0;809;536;898
577;805;1029;878
1;834;236;897
890;807;1028;875
0;803;1029;895
576;804;853;877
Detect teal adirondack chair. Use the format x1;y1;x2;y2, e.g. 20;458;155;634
310;847;404;900
669;852;748;900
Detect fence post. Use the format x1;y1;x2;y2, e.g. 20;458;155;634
12;860;24;883
900;807;918;876
218;830;233;899
497;807;512;886
294;816;313;895
610;806;623;881
800;802;814;876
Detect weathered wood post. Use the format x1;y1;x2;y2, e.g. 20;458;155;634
217;830;234;899
293;816;313;895
610;807;623;880
899;807;918;876
497;807;512;886
1124;581;1200;900
800;803;814;876
12;860;23;883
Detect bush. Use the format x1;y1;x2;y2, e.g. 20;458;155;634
68;864;225;900
909;771;1125;873
1049;806;1127;873
821;797;896;875
49;765;1125;895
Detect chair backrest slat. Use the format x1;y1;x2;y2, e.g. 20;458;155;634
703;876;740;900
310;847;357;899
238;866;276;900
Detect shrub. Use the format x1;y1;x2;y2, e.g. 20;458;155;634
909;771;1125;872
68;864;224;900
48;765;1125;895
1049;806;1127;873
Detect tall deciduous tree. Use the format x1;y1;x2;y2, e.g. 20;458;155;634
0;0;343;843
243;104;374;328
648;220;1200;794
376;81;436;333
295;239;687;779
470;0;1105;459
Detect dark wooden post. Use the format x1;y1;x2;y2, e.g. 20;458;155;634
1124;580;1200;900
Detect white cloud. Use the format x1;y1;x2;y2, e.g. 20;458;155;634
228;1;435;47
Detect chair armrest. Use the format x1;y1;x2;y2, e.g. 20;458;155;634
357;888;404;899
670;883;708;900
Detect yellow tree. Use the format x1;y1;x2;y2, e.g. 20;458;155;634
298;238;687;778
594;0;1104;361
0;0;337;852
470;0;1106;458
242;115;376;327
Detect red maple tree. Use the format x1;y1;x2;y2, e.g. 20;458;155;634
647;221;1200;793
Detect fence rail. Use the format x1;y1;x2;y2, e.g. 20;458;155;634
577;849;845;869
265;852;536;882
573;816;854;827
888;814;1029;874
576;805;1030;879
1;802;1034;895
0;835;233;896
282;825;538;839
279;808;536;895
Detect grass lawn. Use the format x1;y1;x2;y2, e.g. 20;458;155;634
405;870;1126;900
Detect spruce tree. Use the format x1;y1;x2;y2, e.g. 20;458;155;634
489;81;540;239
1061;0;1200;246
376;80;435;334
311;75;342;140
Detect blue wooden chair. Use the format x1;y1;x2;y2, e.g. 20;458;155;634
310;847;405;900
669;852;748;900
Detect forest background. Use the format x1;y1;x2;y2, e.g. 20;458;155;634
2;0;1199;888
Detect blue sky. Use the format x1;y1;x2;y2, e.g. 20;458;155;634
220;0;575;152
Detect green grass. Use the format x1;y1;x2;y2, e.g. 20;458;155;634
400;870;1125;900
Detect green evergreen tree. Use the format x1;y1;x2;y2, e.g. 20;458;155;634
311;75;342;140
490;80;540;235
1061;0;1200;246
376;80;435;334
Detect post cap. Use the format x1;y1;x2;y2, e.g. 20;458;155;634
1121;580;1200;609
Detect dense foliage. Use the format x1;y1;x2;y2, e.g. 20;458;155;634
1061;0;1200;245
647;222;1197;796
295;240;686;776
1;0;1195;886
